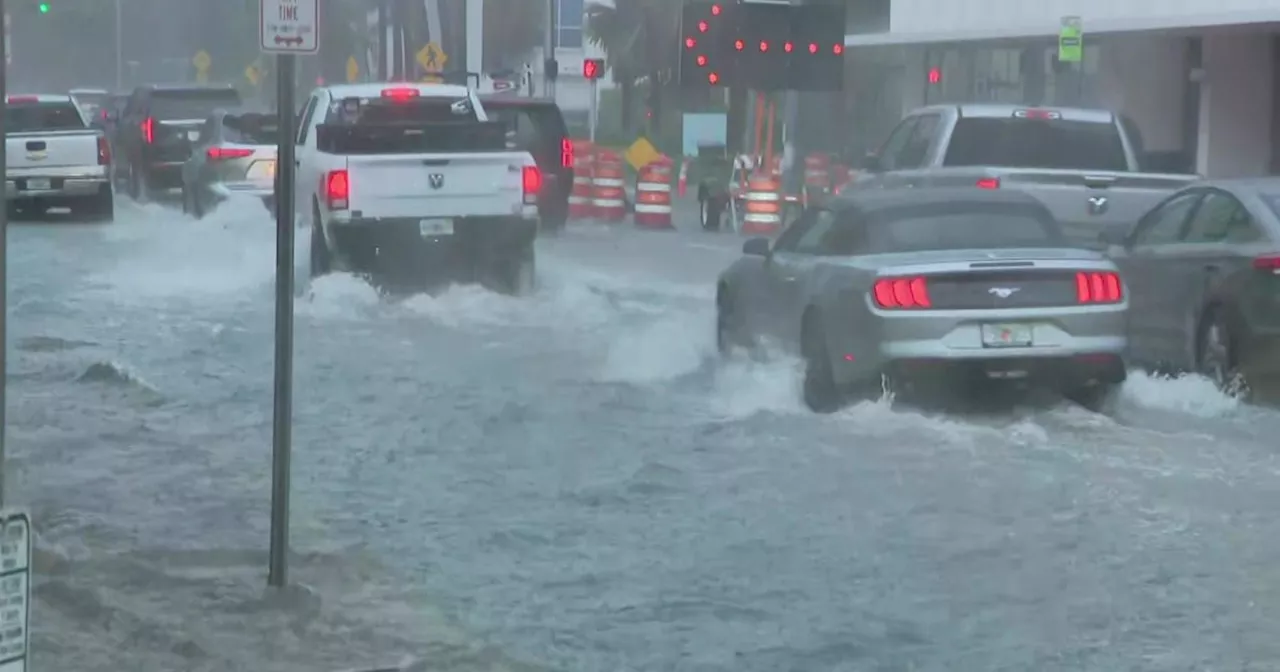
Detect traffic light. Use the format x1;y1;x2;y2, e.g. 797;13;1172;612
38;2;50;13
582;58;604;80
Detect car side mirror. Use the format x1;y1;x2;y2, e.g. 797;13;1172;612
860;152;881;172
742;237;771;257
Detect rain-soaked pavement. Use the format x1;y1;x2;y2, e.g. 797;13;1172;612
11;196;1280;671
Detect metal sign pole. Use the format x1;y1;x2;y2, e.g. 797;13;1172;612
267;51;297;589
588;78;598;142
0;0;9;511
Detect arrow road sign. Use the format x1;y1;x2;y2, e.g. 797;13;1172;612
260;0;319;54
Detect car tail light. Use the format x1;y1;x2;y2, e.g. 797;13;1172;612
325;169;349;210
561;138;573;168
873;276;931;309
141;116;154;144
1075;271;1123;303
99;108;110;121
1253;255;1280;272
206;147;254;161
97;135;110;165
381;87;419;101
522;165;541;205
976;177;1000;189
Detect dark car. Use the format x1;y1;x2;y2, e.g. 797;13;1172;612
1101;178;1280;399
180;108;280;218
114;84;243;201
479;95;572;232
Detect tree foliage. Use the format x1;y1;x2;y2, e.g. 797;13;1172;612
585;0;680;131
483;0;545;70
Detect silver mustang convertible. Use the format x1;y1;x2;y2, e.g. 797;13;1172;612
715;188;1130;412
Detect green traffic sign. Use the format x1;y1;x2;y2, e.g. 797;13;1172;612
1058;16;1082;63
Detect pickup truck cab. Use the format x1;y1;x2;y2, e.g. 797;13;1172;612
296;83;540;294
853;104;1199;246
115;84;243;201
5;94;113;221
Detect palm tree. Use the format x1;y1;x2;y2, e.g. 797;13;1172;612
585;0;680;132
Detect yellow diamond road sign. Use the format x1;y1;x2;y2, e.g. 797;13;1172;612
193;50;211;72
346;56;360;83
417;42;447;73
624;137;662;172
245;64;260;86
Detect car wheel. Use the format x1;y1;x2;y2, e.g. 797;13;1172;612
801;313;842;413
309;203;332;279
493;242;536;296
1198;310;1251;399
716;286;751;356
1064;383;1118;412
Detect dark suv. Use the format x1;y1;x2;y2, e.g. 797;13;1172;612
114;84;242;201
479;96;572;232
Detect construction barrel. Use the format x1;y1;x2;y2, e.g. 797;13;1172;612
741;172;783;235
591;149;627;222
803;152;831;205
568;139;595;221
633;156;674;229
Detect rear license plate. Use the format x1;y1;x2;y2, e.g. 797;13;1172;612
981;323;1033;348
419;218;454;237
25;178;50;191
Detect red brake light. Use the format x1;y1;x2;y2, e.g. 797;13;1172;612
5;96;37;104
1015;108;1062;120
873;276;931;309
97;135;110;166
1253;255;1280;272
1075;271;1123;304
976;177;1000;189
99;108;110;120
141;117;154;144
560;138;573;168
522;165;541;205
206;147;254;161
380;87;419;101
325;169;350;210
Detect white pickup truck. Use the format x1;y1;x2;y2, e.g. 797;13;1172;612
5;94;114;221
296;83;541;295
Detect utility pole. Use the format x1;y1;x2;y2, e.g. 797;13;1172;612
543;0;556;98
114;0;123;90
0;0;8;511
377;0;389;80
391;0;405;80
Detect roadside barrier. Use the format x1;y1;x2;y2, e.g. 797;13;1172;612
568;139;595;221
634;156;674;229
741;172;783;235
591;149;627;222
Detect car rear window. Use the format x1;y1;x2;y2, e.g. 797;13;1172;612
943;117;1129;172
5;101;87;132
222;113;279;145
325;95;479;124
862;202;1068;253
151;89;242;121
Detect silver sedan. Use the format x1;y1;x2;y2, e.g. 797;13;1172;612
716;188;1129;412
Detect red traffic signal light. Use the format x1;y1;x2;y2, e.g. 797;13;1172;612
927;66;941;84
582;58;604;80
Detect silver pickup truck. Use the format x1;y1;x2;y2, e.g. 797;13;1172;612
5;94;114;221
851;104;1198;246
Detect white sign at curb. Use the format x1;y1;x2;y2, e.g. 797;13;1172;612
260;0;320;54
0;511;30;672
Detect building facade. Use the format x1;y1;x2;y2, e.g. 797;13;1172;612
843;0;1280;178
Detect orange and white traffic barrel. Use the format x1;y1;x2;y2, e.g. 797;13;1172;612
741;172;783;235
634;156;674;229
568;139;595;221
591;149;627;222
803;152;831;204
676;158;689;198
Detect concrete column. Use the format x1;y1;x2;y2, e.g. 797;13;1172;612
1196;29;1274;177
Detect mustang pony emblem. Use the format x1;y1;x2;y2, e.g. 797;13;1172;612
988;287;1020;298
